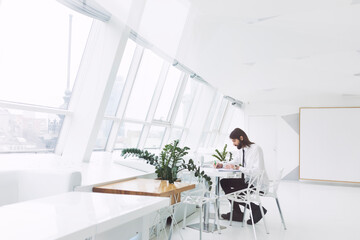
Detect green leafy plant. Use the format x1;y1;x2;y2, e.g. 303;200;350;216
121;140;212;189
212;144;233;162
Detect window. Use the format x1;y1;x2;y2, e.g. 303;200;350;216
124;49;163;121
144;126;166;149
174;79;198;126
114;122;143;149
0;0;92;108
93;37;217;152
105;39;137;116
0;108;63;152
168;127;183;143
154;66;182;121
94;120;113;150
212;98;228;130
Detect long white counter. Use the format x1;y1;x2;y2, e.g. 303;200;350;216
0;192;169;240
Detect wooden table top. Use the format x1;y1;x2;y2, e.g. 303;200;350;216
93;178;196;198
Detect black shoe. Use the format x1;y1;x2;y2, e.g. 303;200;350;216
247;208;267;225
221;211;244;221
221;212;231;220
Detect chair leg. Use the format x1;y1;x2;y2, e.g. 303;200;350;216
242;204;247;227
214;200;221;234
182;203;188;229
230;200;234;226
248;203;257;240
259;201;269;234
275;197;287;230
170;210;183;240
168;207;174;240
199;205;203;240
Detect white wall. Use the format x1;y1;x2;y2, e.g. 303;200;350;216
245;103;299;179
245;97;360;180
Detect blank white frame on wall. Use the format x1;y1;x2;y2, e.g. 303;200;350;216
299;107;360;183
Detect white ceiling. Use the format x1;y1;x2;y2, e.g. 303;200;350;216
99;0;360;107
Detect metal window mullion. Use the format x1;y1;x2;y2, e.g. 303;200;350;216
208;95;222;131
196;89;218;149
166;72;185;121
184;82;201;129
151;120;171;127
161;126;171;148
213;98;227;131
137;62;169;149
180;128;189;145
137;124;150;149
105;45;144;152
220;104;235;134
123;118;148;125
169;74;188;124
0;100;72;116
218;102;231;133
145;62;170;123
103;115;121;121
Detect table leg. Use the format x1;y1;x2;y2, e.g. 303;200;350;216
215;176;220;218
187;176;226;232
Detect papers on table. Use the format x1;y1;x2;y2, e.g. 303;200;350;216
217;168;241;172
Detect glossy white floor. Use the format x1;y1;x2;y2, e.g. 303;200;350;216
166;180;360;240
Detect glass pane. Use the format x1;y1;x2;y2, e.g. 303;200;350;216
105;39;137;116
212;99;228;130
199;132;208;148
114;122;143;149
174;79;198;126
215;133;227;148
220;104;234;133
208;132;217;148
202;93;221;132
0;108;63;152
167;128;183;144
154;66;181;121
227;107;245;133
94;120;113;150
144;126;166;149
124;49;163;120
0;0;92;108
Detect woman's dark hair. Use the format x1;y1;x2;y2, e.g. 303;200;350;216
229;128;254;148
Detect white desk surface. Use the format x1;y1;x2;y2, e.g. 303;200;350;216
202;167;241;178
0;192;169;240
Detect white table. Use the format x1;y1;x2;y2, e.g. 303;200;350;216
187;167;241;232
0;192;169;240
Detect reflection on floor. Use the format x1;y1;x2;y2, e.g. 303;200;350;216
159;180;360;240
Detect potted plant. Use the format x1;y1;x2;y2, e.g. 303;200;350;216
212;144;233;164
121;140;212;188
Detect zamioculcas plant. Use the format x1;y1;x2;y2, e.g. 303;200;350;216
121;140;212;189
212;144;233;162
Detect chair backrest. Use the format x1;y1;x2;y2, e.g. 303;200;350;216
178;170;210;202
246;170;264;197
179;170;208;190
266;168;283;197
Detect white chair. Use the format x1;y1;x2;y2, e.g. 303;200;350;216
149;190;184;240
260;169;287;230
180;171;221;240
224;170;269;240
